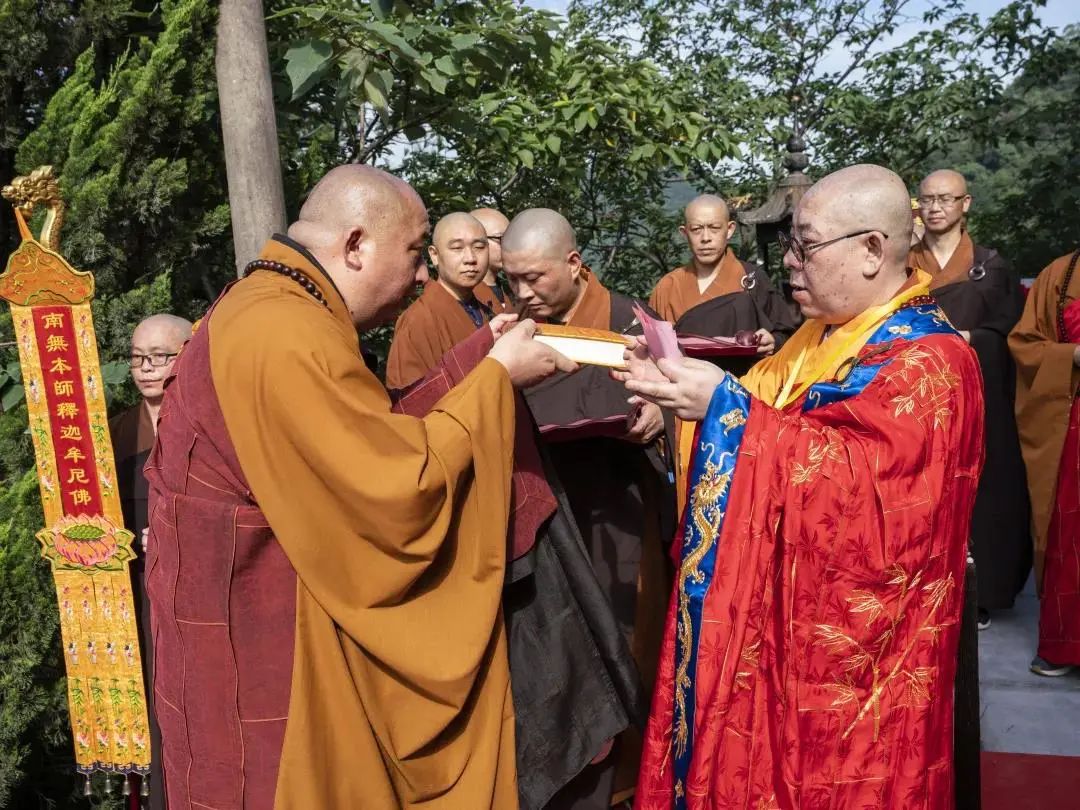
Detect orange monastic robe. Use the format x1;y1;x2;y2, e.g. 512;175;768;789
648;249;747;322
386;280;490;389
145;236;518;809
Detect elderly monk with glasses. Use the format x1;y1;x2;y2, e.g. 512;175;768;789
620;164;984;810
909;169;1031;632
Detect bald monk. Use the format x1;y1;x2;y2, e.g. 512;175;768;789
910;169;1030;628
386;211;494;388
472;207;512;313
1009;250;1080;677
624;165;984;809
503;209;676;809
144;165;574;809
110;313;192;810
649;193;796;374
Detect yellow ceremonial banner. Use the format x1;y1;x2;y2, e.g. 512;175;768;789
1;167;149;777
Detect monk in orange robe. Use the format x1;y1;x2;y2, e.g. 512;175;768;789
503;208;676;809
1009;249;1080;677
386;211;496;388
144;165;573;810
472;207;512;313
622;165;984;809
909;169;1030;628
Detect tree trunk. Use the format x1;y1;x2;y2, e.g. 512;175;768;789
216;0;287;277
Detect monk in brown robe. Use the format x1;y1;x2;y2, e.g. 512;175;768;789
1010;249;1080;677
471;207;512;313
144;165;573;810
386;211;495;388
110;313;191;810
503;208;675;809
909;169;1030;629
649;195;798;509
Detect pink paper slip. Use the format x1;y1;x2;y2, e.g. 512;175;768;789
678;332;760;358
632;303;682;361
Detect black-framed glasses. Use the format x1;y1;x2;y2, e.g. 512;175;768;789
917;194;966;208
777;229;889;265
129;352;178;369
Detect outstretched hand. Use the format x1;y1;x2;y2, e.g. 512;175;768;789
489;313;519;339
488;319;578;388
622;356;728;421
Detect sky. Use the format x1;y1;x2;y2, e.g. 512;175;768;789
530;0;1078;32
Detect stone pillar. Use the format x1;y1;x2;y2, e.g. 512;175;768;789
216;0;287;276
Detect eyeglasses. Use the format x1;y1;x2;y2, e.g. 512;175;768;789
778;229;889;265
129;352;178;369
917;194;966;208
486;234;503;245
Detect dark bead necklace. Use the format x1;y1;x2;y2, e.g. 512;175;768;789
244;259;329;309
1055;250;1080;342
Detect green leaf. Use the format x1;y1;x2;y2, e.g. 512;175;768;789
370;0;394;19
0;382;24;413
364;20;423;62
516;149;535;169
434;55;460;76
423;69;449;94
545;134;561;154
363;70;392;112
574;110;590;132
285;39;334;100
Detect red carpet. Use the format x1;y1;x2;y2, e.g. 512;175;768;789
982;751;1080;809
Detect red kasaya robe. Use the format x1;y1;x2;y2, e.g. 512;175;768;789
635;289;984;809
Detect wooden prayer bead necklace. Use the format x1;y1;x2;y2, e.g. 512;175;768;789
1055;250;1080;342
243;259;329;309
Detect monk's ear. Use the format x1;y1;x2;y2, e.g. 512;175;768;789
343;226;366;269
567;251;583;281
862;232;887;278
725;220;737;241
678;224;689;239
961;195;972;215
427;245;439;269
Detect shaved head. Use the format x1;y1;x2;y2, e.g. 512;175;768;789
787;164;914;324
279;164;430;329
433;212;485;247
681;193;736;272
470;208;510;278
289;164;423;250
916;168;971;236
684;194;730;224
502;208;577;261
501;209;584;320
130;314;193;401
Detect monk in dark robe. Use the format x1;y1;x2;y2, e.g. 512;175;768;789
650;194;798;509
110;313;191;810
1009;249;1080;677
503;208;676;809
909;169;1030;629
472;207;513;313
386;211;494;388
624;164;984;810
649;193;796;375
144;164;574;810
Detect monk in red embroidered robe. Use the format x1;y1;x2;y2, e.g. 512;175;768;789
472;207;513;313
1009;249;1080;677
621;165;984;810
144;165;573;810
909;169;1030;625
502;208;676;809
386;211;494;388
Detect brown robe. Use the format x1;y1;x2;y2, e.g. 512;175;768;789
648;249;748;321
475;280;510;314
910;231;977;290
386;279;490;389
1009;252;1080;586
526;269;674;808
145;236;519;809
